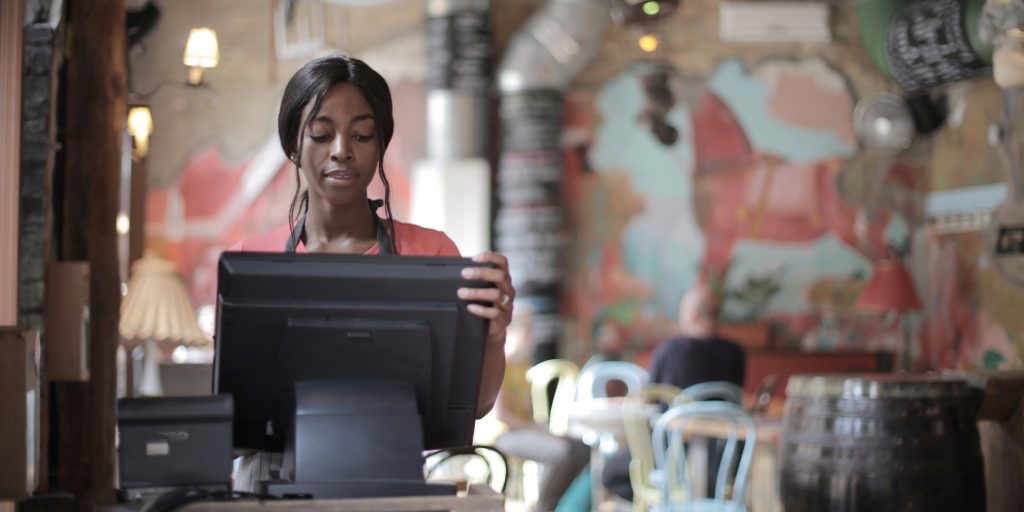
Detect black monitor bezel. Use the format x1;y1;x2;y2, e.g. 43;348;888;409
213;251;493;452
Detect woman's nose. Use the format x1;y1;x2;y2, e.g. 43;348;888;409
329;134;353;160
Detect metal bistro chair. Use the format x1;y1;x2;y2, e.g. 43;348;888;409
675;381;744;406
514;359;580;507
623;384;684;512
576;361;649;401
651;401;757;512
572;361;648;509
525;359;580;437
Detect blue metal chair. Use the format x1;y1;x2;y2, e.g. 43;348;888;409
675;381;744;406
576;361;649;401
650;401;757;512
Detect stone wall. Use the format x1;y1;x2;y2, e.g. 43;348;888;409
18;13;60;329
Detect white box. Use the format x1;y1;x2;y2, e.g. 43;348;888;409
719;2;831;43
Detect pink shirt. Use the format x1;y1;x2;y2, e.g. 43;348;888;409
229;218;461;256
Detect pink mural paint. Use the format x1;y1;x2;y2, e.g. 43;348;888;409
691;91;892;273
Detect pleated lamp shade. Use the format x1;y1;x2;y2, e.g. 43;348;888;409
119;255;210;350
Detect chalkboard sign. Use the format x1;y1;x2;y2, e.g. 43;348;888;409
497;152;562;206
884;0;990;90
499;91;563;153
426;9;491;92
494;203;564;296
495;90;566;300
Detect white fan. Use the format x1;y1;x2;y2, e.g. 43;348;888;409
852;92;915;153
849;93;916;251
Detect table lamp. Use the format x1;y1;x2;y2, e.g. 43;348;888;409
855;257;922;371
119;253;209;396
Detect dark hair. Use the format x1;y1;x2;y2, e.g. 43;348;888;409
278;54;397;253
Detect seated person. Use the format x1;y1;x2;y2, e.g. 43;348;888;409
602;278;746;501
649;278;745;390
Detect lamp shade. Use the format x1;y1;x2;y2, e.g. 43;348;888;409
119;255;209;349
182;27;219;68
855;258;922;312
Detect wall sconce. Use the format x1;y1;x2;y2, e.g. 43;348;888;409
183;27;219;86
127;105;153;160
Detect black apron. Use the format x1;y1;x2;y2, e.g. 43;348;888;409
284;199;394;255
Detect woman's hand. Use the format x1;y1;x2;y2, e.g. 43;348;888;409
458;251;515;346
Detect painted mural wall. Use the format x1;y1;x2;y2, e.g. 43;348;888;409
555;0;1024;372
137;0;1024;372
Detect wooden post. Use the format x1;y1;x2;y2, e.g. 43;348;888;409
0;0;24;327
0;328;40;502
57;0;126;509
1;0;25;506
129;157;147;267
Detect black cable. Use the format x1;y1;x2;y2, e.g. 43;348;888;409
138;487;280;512
424;445;509;493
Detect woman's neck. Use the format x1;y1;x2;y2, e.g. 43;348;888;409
302;196;376;249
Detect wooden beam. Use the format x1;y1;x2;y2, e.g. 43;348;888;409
129;157;147;266
57;0;126;509
0;0;24;327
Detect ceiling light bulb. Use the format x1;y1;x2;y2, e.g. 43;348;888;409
116;212;130;235
127;106;153;159
639;33;659;52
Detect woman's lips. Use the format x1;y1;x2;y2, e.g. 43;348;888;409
324;170;357;183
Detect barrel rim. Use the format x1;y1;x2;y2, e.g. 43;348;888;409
785;373;974;399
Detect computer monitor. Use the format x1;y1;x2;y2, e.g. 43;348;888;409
213;252;493;499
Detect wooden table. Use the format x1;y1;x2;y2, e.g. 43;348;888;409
105;486;503;512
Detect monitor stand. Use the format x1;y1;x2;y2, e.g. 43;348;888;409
260;379;456;499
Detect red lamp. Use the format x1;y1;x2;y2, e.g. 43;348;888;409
856;258;922;371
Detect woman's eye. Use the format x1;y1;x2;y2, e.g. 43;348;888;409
354;133;375;142
310;134;331;143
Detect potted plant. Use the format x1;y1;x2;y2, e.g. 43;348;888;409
713;269;782;350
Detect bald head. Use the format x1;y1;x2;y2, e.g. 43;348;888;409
678;280;720;339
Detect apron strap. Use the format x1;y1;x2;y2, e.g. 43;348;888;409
284;199;394;255
370;199;395;255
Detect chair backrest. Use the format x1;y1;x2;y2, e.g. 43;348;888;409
622;384;683;511
425;445;509;493
651;401;756;507
676;381;744;405
576;361;649;401
524;359;579;436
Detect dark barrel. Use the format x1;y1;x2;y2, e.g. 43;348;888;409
779;374;986;512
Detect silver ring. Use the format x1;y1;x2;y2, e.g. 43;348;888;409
499;294;511;307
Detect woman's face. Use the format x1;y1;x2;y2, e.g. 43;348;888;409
297;82;380;207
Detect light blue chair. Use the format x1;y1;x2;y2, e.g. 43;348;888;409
675;381;744;406
650;401;756;512
576;361;649;401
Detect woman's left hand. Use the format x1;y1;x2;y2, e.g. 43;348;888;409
458;251;515;345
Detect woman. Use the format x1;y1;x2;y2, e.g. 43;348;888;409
230;54;513;490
